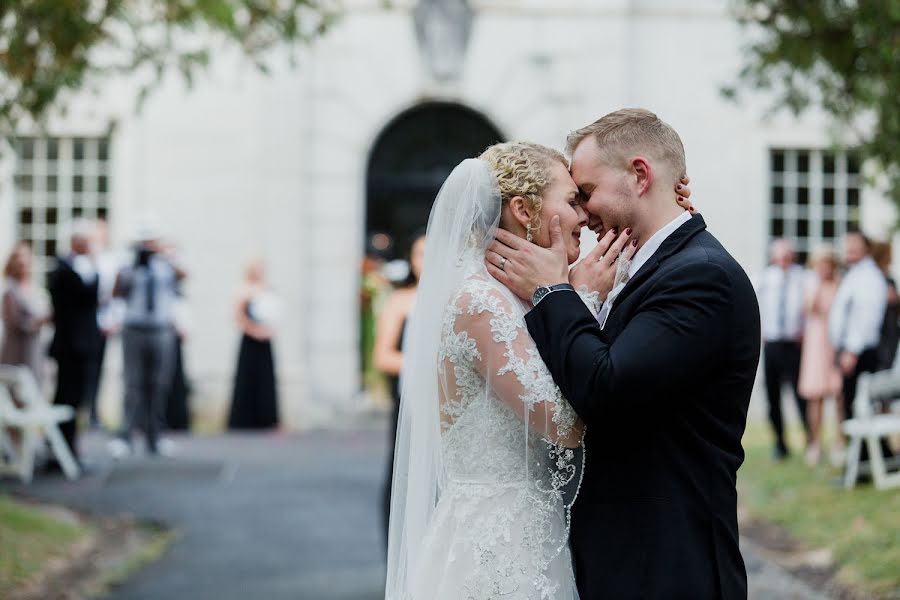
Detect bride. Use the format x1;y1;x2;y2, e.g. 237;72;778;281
385;142;690;599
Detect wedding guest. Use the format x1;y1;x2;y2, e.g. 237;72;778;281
373;231;425;541
165;263;192;432
48;222;102;467
228;259;280;430
798;247;843;466
872;241;900;371
108;226;185;457
829;232;888;421
85;217;120;427
1;243;51;383
755;239;810;459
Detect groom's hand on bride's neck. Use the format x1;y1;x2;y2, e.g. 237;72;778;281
486;215;569;302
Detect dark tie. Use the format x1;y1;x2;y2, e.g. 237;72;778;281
145;265;156;316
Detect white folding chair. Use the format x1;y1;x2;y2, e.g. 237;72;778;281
843;371;900;490
0;365;80;482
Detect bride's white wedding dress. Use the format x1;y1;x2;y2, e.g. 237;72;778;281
386;159;596;600
414;270;594;599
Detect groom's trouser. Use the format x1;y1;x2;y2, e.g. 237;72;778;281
763;340;809;448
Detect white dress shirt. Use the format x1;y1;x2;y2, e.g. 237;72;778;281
828;256;888;354
597;210;692;329
754;264;810;342
70;254;97;284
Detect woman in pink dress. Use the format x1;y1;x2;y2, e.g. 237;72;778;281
798;247;843;466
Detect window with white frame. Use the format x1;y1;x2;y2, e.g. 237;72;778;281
13;137;110;275
769;148;861;264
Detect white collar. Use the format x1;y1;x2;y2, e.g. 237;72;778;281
629;211;693;277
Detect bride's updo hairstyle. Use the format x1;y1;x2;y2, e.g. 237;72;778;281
478;141;567;238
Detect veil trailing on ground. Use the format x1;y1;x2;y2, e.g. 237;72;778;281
384;158;502;598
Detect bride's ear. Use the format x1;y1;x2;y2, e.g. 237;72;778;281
507;196;534;230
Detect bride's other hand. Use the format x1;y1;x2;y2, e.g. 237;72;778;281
568;227;637;301
675;175;696;213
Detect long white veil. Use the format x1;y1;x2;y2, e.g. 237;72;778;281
384;158;502;598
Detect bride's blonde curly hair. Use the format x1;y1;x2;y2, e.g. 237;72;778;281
478;141;567;237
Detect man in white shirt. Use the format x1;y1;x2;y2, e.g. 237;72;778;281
755;239;810;459
829;232;888;421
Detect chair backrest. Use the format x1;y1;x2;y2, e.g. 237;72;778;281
868;369;900;404
0;365;45;409
0;383;21;417
855;373;875;418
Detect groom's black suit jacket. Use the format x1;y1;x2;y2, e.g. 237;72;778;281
525;215;760;599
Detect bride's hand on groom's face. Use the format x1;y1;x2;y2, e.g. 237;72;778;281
569;228;637;300
486;215;570;302
675;175;696;214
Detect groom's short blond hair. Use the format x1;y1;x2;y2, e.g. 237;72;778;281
566;108;686;178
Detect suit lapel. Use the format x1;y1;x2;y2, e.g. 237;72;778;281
610;214;708;313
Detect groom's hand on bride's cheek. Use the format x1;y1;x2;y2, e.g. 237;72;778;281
486;215;570;302
569;228;636;299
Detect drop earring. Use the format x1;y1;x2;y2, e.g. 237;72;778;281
526;223;533;243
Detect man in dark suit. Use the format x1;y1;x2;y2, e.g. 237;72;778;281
487;109;760;599
48;224;101;465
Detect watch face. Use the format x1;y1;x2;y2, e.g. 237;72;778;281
532;286;550;304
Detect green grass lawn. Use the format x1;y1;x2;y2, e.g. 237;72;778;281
0;494;89;596
739;424;900;597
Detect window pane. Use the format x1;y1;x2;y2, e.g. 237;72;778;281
73;175;83;192
46;239;57;258
19;208;33;225
16;174;33;191
98;139;109;161
797;152;810;173
97;206;108;220
98;175;107;193
823;154;835;174
823;220;836;238
46;207;58;225
798;187;809;206
19;138;35;160
823;187;835;206
773;186;784;205
73;206;84;217
74;138;85;161
797;219;809;237
47;175;57;192
771;218;784;237
847;187;859;208
47;138;59;160
771;151;785;173
847;154;860;175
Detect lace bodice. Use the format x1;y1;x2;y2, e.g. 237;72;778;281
420;271;590;599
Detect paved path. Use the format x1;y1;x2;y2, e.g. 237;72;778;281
5;424;829;599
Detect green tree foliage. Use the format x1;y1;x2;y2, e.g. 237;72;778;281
0;0;339;131
726;1;900;212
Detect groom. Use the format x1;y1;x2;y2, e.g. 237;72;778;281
487;109;760;599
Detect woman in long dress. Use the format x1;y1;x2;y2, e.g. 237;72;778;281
798;247;843;466
373;232;425;541
1;243;51;384
227;259;279;430
385;143;693;599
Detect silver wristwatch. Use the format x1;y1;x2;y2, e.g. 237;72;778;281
531;283;574;306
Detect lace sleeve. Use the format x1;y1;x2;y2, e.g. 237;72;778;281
452;281;584;448
576;285;603;317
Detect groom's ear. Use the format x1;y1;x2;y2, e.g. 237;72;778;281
630;157;653;197
508;196;533;228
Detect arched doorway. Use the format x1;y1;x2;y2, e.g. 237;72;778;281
365;102;504;259
360;102;502;390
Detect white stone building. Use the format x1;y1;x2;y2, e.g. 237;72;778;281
0;0;895;429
